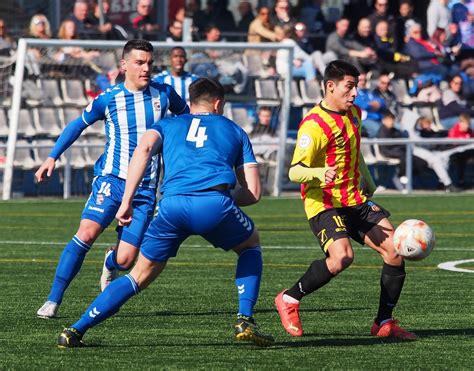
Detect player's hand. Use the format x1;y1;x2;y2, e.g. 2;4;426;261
324;165;338;184
116;202;133;226
35;157;56;183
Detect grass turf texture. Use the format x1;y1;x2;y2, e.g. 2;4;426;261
0;195;473;369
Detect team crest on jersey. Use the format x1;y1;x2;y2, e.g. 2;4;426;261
153;99;161;111
96;194;105;205
334;133;345;147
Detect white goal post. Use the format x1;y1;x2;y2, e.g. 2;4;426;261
2;38;294;200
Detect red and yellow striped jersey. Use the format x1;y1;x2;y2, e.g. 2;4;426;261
291;103;366;219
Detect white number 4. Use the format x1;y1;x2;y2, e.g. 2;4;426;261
186;118;208;148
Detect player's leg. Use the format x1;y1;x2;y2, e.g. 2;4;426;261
101;188;156;291
38;175;121;318
58;253;166;348
357;202;416;340
275;209;353;336
37;219;103;319
199;193;273;346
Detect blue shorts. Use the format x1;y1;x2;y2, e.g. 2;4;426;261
140;191;255;262
82;175;156;247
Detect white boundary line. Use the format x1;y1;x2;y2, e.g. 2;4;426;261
437;259;474;273
0;240;472;251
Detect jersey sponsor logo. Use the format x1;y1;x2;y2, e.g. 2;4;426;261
334;133;345;147
298;134;311;149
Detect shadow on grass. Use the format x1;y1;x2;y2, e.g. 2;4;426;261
414;328;474;337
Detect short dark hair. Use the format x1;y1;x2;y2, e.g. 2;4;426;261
122;39;153;59
382;110;395;119
170;46;186;56
189;78;224;105
323;60;360;88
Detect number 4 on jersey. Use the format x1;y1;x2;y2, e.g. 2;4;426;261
186;118;208;148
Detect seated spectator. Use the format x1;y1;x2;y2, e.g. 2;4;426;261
374;20;417;79
448;112;474;188
403;22;449;78
325;18;376;73
346;17;378;72
248;6;281;43
153;47;198;104
131;0;160;37
55;19;100;63
271;0;295;30
86;0;128;40
415;116;448;139
64;0;93;38
0;18;15;56
28;14;52;39
237;1;254;34
438;74;474;128
372;73;400;118
430;27;462;65
250;106;276;138
275;25;316;82
167;19;183;42
354;73;385;137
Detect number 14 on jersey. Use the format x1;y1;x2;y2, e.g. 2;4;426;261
186;118;208;148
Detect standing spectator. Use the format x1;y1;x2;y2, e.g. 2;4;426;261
403;22;449;78
65;0;92;38
131;0;160;36
298;0;328;34
87;0;128;40
271;0;295;30
374;20;417;79
237;1;254;34
166;19;183;42
354;73;385;137
427;0;451;38
438;74;474;128
189;0;207;33
28;14;52;39
448;113;474;188
326;18;376;73
248;6;280;43
0;18;15;56
368;0;395;32
394;0;420;52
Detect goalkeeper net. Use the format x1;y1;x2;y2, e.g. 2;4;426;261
1;39;294;200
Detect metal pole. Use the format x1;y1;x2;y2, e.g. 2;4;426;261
273;46;294;197
406;142;413;194
2;39;27;200
98;0;105;27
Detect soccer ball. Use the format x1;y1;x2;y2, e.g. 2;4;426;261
393;219;435;260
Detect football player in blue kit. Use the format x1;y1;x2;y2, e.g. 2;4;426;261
35;39;188;319
57;78;274;348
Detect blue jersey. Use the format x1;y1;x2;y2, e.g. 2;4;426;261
152;70;198;103
151;113;257;196
82;81;187;188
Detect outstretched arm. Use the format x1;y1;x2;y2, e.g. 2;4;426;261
289;163;338;184
116;129;162;225
35;117;88;183
232;164;261;207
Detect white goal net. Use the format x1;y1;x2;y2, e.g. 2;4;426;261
1;39;294;200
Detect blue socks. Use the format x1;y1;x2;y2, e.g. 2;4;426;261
105;249;130;271
48;235;91;304
72;274;139;334
235;246;262;317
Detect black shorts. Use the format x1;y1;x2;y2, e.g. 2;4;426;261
309;200;390;254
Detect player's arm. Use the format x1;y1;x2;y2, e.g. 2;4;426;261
232;164;261;207
289;163;338;184
35;116;88;183
167;85;190;115
116;129;162;226
359;152;377;197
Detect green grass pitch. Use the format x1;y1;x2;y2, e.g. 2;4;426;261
0;194;473;369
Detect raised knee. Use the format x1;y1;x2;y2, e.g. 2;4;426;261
116;255;136;269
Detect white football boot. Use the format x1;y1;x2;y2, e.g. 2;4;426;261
100;248;117;292
37;300;58;319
